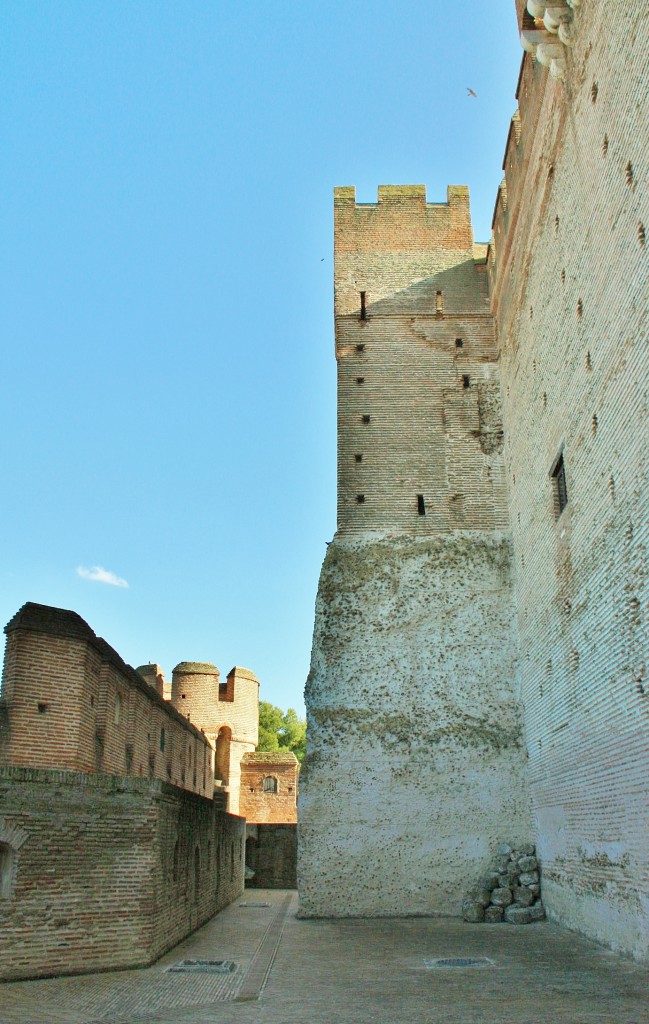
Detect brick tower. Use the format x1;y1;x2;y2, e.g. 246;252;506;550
171;662;259;814
298;185;532;917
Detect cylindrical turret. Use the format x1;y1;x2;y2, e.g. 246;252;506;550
170;662;220;731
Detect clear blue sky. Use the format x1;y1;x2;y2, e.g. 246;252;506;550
0;2;522;714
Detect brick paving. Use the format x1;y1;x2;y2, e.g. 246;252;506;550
1;891;648;1024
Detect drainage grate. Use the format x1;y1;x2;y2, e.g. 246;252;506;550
424;957;493;969
166;959;237;974
239;901;270;908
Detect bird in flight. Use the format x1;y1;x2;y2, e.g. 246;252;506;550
467;87;477;97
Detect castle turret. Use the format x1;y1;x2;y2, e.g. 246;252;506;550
171;662;220;725
170;661;259;815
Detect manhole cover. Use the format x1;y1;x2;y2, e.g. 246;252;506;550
166;959;237;974
239;901;270;908
424;957;493;969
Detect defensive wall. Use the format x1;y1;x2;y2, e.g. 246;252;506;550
0;768;244;982
488;2;649;961
301;0;648;963
0;603;214;796
0;604;248;980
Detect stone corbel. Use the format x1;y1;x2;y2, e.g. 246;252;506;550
521;1;582;81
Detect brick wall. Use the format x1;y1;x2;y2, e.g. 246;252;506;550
239;752;298;824
0;767;245;981
169;662;259;814
0;604;214;798
245;824;297;889
334;185;508;535
490;5;649;962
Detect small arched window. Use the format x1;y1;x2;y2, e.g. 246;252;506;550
262;776;278;794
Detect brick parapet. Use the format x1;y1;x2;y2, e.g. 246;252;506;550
0;604;214;798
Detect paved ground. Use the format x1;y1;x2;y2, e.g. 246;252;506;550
1;890;648;1024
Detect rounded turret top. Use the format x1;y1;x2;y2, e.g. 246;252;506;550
172;661;219;675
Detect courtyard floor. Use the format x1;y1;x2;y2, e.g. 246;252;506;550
1;890;648;1024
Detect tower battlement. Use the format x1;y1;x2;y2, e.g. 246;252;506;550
334;183;506;536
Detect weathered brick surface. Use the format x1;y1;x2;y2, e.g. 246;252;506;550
335;185;507;535
246;823;297;888
170;663;259;814
0;767;245;981
0;605;214;798
239;752;298;824
489;6;649;962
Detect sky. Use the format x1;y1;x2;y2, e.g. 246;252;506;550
0;1;522;715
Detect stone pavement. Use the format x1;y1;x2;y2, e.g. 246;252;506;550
1;890;648;1024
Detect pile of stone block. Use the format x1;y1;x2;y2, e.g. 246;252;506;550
462;843;545;925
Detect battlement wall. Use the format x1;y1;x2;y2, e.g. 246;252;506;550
334;185;507;536
0;604;214;797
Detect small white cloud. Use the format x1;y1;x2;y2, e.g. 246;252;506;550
77;565;129;589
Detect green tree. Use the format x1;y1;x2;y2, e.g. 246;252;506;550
257;701;307;762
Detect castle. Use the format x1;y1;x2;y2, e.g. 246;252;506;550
299;0;649;964
0;602;297;981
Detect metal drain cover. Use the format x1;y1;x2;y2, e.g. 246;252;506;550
424;957;493;969
239;901;270;908
166;959;237;974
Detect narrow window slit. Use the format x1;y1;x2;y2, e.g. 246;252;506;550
462;374;470;389
360;292;367;320
435;291;443;316
417;494;426;516
455;338;463;348
551;453;568;517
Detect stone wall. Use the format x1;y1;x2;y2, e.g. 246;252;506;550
490;4;649;962
300;533;531;916
246;824;297;889
239;751;298;824
0;767;245;981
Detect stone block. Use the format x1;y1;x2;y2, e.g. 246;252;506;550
462;900;485;923
484;905;504;923
491;887;513;907
513;886;535;907
519;870;539;886
518;855;538;872
480;873;500;891
505;905;532;925
467;887;491;907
